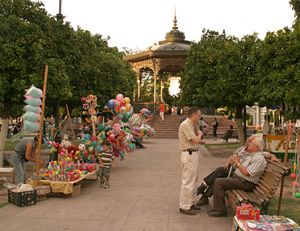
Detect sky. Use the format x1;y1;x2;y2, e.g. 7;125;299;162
34;0;296;51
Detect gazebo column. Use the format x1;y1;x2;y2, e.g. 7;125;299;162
152;58;158;104
153;73;157;103
160;80;164;102
137;78;141;101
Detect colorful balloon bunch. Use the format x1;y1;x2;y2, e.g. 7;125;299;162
139;108;152;118
77;134;98;163
22;85;43;132
140;124;156;139
81;94;98;123
107;94;132;122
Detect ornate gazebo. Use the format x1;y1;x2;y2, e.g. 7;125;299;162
124;14;191;103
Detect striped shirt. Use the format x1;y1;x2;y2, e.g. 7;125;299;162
98;152;114;169
234;151;267;184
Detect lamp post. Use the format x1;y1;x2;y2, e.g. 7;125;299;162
56;0;64;21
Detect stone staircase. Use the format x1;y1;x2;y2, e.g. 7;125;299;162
151;114;236;139
151;115;181;138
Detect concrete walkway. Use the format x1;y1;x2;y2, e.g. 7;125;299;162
0;138;233;231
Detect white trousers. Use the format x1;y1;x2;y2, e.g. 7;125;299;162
159;112;164;120
179;151;199;210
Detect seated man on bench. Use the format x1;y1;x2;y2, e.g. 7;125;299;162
222;125;234;142
196;135;278;217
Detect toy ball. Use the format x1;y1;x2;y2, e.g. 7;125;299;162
79;144;86;151
84;134;91;141
295;192;300;198
91;136;97;142
291;173;297;178
98;124;105;132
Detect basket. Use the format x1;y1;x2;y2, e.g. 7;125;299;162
8;189;37;207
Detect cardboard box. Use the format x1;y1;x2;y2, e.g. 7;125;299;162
72;184;81;197
236;204;260;221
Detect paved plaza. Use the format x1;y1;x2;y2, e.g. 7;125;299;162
0;138;233;231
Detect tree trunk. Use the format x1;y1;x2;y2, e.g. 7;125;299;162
0;118;9;167
236;106;245;146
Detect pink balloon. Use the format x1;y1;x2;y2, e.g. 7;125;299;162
116;94;124;101
292;181;299;187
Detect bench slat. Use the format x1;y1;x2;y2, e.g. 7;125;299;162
227;161;289;211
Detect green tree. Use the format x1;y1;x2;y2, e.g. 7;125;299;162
181;30;261;144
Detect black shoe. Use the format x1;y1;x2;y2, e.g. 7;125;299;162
179;208;196;216
196;197;209;206
207;209;227;217
197;183;207;195
191;204;201;212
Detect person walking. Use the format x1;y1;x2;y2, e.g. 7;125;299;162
178;107;205;215
212;117;219;140
159;102;165;121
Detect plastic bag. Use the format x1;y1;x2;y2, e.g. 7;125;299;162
24;105;41;113
24;98;42;107
17;183;34;192
22;111;41;122
25;85;43;98
24;121;40;132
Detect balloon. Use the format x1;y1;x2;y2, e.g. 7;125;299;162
125;104;131;112
295;192;300;198
291;173;297;178
108;99;115;109
120;106;126;113
117;114;124;120
124;97;131;104
98;123;105;132
116;94;124;101
292;181;299;187
115;101;121;108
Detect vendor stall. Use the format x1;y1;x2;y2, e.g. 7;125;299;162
266;134;296;160
232;215;299;231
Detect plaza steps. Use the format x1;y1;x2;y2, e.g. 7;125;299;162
151;115;181;138
151;114;237;139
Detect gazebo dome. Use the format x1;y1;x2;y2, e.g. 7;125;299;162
158;14;190;46
149;42;190;51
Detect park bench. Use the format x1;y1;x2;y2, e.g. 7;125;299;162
222;129;257;143
222;129;239;143
227;160;290;214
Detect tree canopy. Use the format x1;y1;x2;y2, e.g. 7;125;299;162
0;0;135;120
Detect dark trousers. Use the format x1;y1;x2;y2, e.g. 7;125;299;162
213;176;256;212
213;127;217;138
202;167;231;197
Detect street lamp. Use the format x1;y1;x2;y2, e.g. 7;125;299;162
169;76;181;112
56;0;64;21
169;76;181;97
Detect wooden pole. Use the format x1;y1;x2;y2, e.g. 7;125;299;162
35;65;48;185
277;120;292;214
65;104;75;139
92;114;96;137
